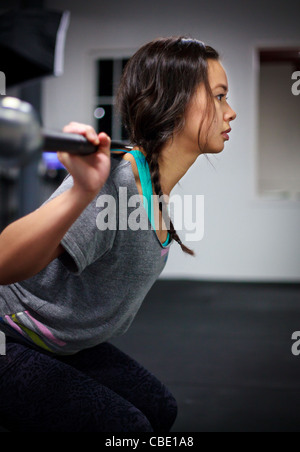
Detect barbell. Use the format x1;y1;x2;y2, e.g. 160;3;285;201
0;97;129;168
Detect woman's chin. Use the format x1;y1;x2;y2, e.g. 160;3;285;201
204;145;225;155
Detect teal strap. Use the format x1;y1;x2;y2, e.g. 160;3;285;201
126;150;170;247
127;151;154;229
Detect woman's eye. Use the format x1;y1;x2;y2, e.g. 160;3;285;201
216;94;228;102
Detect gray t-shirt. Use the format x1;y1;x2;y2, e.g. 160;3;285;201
0;153;172;355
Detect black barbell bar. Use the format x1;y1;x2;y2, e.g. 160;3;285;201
0;97;130;168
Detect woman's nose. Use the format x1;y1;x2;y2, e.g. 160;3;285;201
226;104;237;122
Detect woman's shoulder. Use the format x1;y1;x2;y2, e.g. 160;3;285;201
110;151;138;182
110;151;143;200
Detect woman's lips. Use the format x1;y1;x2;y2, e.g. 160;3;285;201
221;128;231;140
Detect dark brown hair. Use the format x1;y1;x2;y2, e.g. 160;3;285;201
117;36;219;255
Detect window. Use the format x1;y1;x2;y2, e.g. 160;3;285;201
257;47;300;200
94;57;130;141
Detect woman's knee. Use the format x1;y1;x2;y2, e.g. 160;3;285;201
157;388;178;432
138;379;178;432
102;405;153;433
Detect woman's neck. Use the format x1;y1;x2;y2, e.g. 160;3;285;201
134;138;199;197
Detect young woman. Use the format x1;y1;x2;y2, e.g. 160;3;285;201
0;36;236;432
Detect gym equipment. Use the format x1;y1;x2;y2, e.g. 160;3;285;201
0;9;70;87
0;97;129;168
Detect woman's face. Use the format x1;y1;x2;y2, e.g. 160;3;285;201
181;59;237;154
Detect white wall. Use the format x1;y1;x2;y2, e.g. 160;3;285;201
42;0;300;282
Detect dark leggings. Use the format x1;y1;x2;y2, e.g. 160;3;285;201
0;339;177;432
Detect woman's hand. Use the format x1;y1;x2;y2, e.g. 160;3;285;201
57;122;111;197
0;122;112;284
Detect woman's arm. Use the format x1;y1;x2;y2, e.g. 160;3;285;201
0;124;111;285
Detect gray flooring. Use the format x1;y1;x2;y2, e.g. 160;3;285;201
111;279;300;432
1;279;299;432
